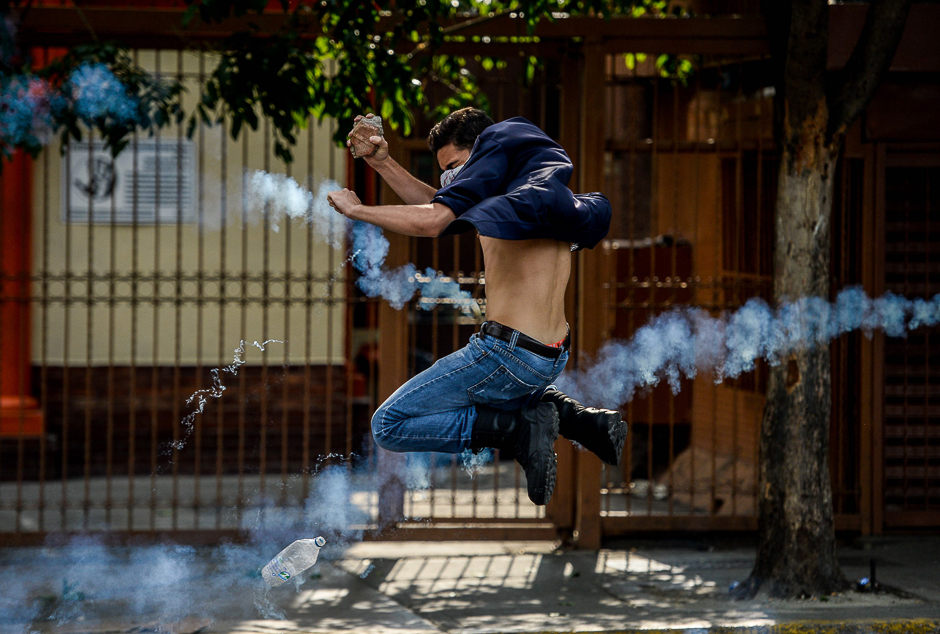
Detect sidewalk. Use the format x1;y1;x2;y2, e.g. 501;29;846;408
5;536;940;633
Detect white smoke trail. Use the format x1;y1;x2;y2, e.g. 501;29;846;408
246;172;347;247
556;286;940;409
247;170;479;314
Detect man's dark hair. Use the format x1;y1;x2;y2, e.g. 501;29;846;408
427;107;494;156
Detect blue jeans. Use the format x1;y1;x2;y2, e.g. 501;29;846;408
372;329;569;453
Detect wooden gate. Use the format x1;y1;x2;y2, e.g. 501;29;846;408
882;155;940;529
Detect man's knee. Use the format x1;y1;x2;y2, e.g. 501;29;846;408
371;405;400;452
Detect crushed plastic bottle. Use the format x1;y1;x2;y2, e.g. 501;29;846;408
261;536;326;587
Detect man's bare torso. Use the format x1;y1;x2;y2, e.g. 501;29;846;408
480;236;570;345
335;123;572;344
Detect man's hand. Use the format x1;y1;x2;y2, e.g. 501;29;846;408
326;188;362;218
347;113;389;167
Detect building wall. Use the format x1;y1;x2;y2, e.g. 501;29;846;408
30;50;347;367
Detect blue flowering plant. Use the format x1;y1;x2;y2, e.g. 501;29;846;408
0;44;186;163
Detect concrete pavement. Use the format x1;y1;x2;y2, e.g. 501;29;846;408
4;536;940;633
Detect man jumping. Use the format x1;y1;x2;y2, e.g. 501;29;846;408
327;107;627;505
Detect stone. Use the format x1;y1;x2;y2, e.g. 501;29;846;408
348;116;384;159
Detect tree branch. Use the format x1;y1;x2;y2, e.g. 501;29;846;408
760;0;791;143
409;11;509;58
826;0;913;140
774;0;830;157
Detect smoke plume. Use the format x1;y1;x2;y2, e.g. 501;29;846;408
556;286;940;409
247;171;477;312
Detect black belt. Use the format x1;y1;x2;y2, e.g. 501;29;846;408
480;321;570;360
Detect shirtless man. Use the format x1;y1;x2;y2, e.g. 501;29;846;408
327;108;626;505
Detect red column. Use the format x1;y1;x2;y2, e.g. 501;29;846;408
0;150;43;436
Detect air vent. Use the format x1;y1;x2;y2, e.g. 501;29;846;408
62;139;195;225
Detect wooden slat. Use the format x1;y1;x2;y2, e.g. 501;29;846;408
607;140;776;153
884;512;940;528
884;385;940;398
572;40;606;551
884;425;940;439
375;129;411;529
884;446;940;459
0;524;562;545
544;53;583;536
366;522;559;541
885;405;940;417
872;144;888;536
885;465;940;477
18;7;768;53
885;366;940;378
0;529;248;547
858;139;876;537
601;515;755;532
601;513;863;533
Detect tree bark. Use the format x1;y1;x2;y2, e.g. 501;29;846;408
737;143;850;598
739;0;911;600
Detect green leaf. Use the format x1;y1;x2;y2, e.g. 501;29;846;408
181;5;199;28
0;0;698;163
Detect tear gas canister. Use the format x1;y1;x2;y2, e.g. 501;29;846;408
261;536;326;587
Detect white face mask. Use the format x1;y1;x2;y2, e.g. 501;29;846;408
440;163;464;188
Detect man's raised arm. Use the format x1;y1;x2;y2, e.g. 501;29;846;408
347;113;438;205
326;187;456;238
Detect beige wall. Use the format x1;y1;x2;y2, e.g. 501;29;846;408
31;51;347;366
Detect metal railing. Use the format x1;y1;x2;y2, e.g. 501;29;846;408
0;50;372;536
0;47;894;541
595;53;864;532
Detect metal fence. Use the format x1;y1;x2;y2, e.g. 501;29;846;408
0;49;559;539
0;50;371;536
882;160;940;523
594;52;865;533
0;45;906;542
388;58;559;525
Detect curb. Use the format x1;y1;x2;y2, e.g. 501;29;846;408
514;622;940;634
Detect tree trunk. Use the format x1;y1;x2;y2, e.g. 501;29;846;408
741;0;911;600
738;137;850;598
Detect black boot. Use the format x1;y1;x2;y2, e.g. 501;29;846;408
541;388;627;466
471;402;559;506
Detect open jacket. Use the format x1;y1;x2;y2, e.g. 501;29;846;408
431;117;611;250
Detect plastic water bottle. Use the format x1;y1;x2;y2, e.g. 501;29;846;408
261;536;326;587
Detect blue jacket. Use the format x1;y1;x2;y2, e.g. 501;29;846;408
431;117;611;250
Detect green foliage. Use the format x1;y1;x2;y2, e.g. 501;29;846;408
196;32;325;163
1;0;693;168
0;42;184;165
624;52;696;84
189;0;500;160
40;45;186;157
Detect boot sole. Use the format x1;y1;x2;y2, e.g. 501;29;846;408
550;395;628;466
571;411;627;466
606;414;628;467
544;415;559;504
529;404;559;506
